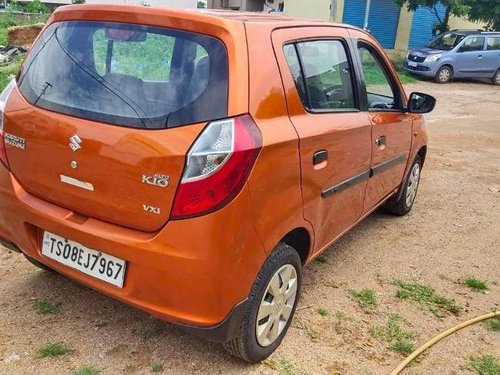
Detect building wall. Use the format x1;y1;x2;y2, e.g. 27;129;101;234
284;0;333;21
448;15;484;30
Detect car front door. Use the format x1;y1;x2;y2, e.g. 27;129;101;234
484;36;500;77
348;31;413;213
272;28;372;254
455;36;488;77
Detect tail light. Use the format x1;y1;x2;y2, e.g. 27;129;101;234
171;115;262;219
0;78;16;169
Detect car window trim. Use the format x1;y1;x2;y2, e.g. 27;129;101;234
284;37;361;115
459;35;486;52
486;36;500;51
353;40;404;113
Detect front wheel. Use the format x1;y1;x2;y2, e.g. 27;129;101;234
385;156;422;216
223;243;302;362
435;65;452;83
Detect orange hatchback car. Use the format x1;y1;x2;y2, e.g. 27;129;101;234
0;5;435;362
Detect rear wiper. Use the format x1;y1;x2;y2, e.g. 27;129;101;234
34;81;52;105
53;30;152;129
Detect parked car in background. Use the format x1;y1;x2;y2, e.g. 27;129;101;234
0;5;435;362
404;30;500;84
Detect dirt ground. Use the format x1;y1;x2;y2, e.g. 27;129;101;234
0;80;499;375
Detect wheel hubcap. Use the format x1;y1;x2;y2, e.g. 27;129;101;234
495;73;500;84
406;163;420;207
255;264;298;347
439;68;450;82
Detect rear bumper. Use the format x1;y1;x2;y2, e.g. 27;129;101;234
0;166;266;342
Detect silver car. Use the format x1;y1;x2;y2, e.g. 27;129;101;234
403;30;500;84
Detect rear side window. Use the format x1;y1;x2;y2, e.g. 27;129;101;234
18;21;228;129
284;40;356;111
487;37;500;51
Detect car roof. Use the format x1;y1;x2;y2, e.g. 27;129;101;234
449;29;500;36
53;4;354;29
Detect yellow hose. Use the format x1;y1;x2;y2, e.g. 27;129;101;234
391;310;500;375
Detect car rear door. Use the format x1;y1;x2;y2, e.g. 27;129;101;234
272;27;372;254
484;36;500;77
348;30;412;213
455;36;488;77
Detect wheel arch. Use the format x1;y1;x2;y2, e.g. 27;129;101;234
417;145;427;166
280;227;311;265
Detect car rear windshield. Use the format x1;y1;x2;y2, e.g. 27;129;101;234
17;21;228;129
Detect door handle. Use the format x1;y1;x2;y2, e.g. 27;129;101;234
375;136;386;147
313;150;328;165
478;54;483;58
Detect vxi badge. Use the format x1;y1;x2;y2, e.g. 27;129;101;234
142;173;169;188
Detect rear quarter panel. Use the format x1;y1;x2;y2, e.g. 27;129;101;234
244;23;313;256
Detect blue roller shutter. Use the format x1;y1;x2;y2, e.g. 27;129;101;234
409;3;447;48
343;0;401;49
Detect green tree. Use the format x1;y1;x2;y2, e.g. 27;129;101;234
393;0;470;32
464;0;500;31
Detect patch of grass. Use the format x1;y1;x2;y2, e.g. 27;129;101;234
141;320;166;341
73;366;99;375
464;277;489;291
485;318;500;332
151;363;164;373
334;311;356;322
390;339;415;355
303;323;319;341
37;342;70;358
467;355;500;375
0;56;23;90
390;55;419;84
349;288;378;310
316;308;329;317
314;255;328;264
33;299;58;315
370;313;415;355
392;279;462;317
263;358;301;375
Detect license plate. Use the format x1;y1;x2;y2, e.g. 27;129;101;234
41;231;126;288
408;61;418;67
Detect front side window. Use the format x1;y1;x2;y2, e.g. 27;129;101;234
357;45;399;110
460;36;485;52
284;40;356;111
487;37;500;51
18;21;228;129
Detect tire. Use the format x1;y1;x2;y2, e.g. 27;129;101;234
493;69;500;86
434;65;452;83
385;156;422;216
24;253;53;272
223;243;302;362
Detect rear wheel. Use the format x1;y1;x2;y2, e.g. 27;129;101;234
223;243;301;362
385;156;422;216
435;65;452;83
493;69;500;85
24;253;53;272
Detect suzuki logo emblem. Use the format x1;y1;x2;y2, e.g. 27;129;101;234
69;135;82;152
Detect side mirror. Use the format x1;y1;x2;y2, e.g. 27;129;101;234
407;92;436;113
